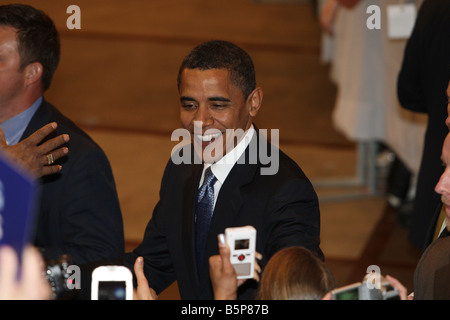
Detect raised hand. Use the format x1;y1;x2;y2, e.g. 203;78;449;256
0;122;69;178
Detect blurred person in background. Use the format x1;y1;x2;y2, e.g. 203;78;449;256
397;0;450;250
320;0;427;224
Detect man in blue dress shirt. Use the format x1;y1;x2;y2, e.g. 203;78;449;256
0;4;125;265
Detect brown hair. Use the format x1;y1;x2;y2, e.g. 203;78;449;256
0;4;60;91
258;246;336;300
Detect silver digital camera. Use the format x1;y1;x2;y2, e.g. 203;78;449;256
225;225;256;279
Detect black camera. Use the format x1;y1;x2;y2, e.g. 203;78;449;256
44;254;78;300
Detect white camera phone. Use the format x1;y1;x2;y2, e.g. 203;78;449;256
225;225;256;280
91;265;133;300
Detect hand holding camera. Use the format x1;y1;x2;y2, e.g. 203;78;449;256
209;226;262;300
330;273;408;300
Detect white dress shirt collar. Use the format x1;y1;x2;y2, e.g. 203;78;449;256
200;125;255;186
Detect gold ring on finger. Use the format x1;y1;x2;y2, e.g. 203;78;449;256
46;153;54;165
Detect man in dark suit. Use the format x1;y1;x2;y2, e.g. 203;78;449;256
0;4;124;264
127;40;322;300
412;81;450;299
389;101;450;300
397;0;450;250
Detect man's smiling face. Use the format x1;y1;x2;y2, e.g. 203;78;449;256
179;68;260;163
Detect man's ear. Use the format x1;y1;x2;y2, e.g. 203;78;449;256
247;87;263;117
24;62;43;88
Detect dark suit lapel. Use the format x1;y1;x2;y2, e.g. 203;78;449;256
209;130;260;236
209;161;258;235
197;132;260;292
181;151;203;289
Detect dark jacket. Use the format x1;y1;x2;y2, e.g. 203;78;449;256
124;129;322;299
21;99;125;264
397;0;450;249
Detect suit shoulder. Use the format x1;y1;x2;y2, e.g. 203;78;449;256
48;105;103;151
267;147;309;181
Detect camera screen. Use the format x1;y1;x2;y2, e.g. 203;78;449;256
98;281;126;300
234;239;249;250
333;286;359;300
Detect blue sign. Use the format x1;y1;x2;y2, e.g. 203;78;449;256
0;151;40;259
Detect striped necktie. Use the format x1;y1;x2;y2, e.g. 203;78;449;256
195;167;217;274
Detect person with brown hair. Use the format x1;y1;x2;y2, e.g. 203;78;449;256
257;246;335;300
207;234;334;300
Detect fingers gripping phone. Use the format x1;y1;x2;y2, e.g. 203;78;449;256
225;225;256;280
91;266;133;300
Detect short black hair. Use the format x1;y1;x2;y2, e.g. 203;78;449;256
177;40;256;99
0;4;60;91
